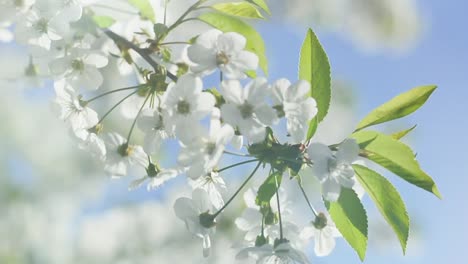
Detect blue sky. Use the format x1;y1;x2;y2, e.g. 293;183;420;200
254;0;467;263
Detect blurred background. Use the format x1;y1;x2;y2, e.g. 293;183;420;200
0;0;466;263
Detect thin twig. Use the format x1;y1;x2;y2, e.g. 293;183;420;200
104;30;178;82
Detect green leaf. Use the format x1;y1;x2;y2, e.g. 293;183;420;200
325;188;368;261
355;85;437;131
256;171;282;206
353;164;410;254
198;12;268;75
299;28;332;140
128;0;155;22
351;130;441;198
212;2;264;19
153;23;169;40
92;15;116;28
392;125;417;140
248;0;271;14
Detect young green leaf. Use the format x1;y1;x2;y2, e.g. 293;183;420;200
352;130;441;198
355;85;437;132
199;12;268;75
256;171;282;206
128;0;156;22
248;0;271;14
325;188;368;261
299;28;331;140
92;15;116;28
212;2;264;19
353;164;410;254
392;125;417;140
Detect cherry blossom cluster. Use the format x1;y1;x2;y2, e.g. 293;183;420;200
4;0;372;263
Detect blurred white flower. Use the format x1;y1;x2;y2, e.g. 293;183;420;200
307;139;360;201
271;79;318;143
14;0;81;49
174;188;216;257
187;29;258;79
220;78;276;143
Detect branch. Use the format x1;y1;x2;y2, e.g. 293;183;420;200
104;30;178;82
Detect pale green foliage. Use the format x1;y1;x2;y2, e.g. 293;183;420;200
248;0;271;14
392;125;417;140
299;28;331;140
352;130;441;198
353;164;410;254
356;85;437;131
212;2;264;19
325;188;368;261
256;171;282;206
198;12;268;75
92;15;116;28
128;0;156;22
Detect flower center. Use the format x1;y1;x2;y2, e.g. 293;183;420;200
117;143;133;157
154;115;165;131
313;212;328;229
205;142;216;155
238;102;254;119
176;100;191;115
24;62;38;77
34;18;49;34
71;59;85;72
216;51;229;66
199;212;216;228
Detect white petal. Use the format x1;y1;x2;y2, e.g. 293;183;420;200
315;228;336;257
174;197;197;220
217;32;246;51
336;139;359;164
308;143;333;181
321;178;341;202
196;29;222;49
246;77;268;102
84;53;108;68
221;80;244;104
232;50;258;71
193;92;215;118
254;104;277;126
192;188;212;213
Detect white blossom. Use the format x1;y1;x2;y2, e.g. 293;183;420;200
162;74;215;143
174;188;216;257
237;242;310;264
300;213;341;257
53;79;98;133
189;171;227;210
50;49;108;90
178;108;234;179
272;79;318;143
14;0;81;49
220;78;276;143
307;139;360;201
187;29;258;79
137;108;172;154
103;133;148;178
129;163;183;191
